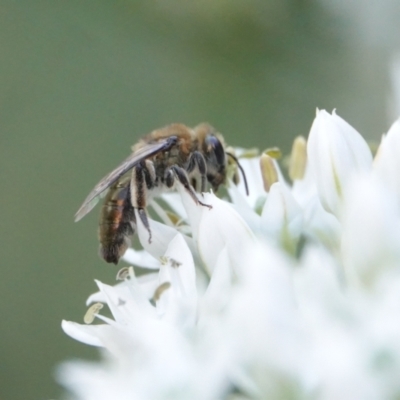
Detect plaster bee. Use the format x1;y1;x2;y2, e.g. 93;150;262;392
75;123;248;264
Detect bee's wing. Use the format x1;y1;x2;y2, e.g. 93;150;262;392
74;135;178;221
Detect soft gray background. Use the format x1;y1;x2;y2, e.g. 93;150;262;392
1;1;399;398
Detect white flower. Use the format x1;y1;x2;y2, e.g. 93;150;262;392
58;112;400;400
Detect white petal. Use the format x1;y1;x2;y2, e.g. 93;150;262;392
86;273;159;306
225;244;306;381
341;175;400;287
228;182;262;234
307;110;372;216
58;317;222;400
164;234;197;300
156;234;197;329
57;360;128;400
136;273;162;300
176;184;205;242
373;118;400;205
261;182;303;246
331;110;373;170
86;281;127;306
122;248;160;269
200;246;232;317
135;207;199;263
135;210;180;258
95;279;156;324
294;245;345;318
291;163;318;208
161;192;188;219
178;186;257;276
180;190;256;275
302;197;341;251
62;320;108;347
233;156;265;208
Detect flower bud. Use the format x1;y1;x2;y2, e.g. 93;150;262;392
307;110;372;216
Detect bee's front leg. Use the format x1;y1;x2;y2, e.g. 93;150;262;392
186;151;207;193
170;165;212;209
131;161;155;243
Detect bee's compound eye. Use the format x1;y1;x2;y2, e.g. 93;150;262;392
205;135;225;166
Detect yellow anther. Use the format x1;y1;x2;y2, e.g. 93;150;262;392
263;147;282;159
116;266;131;281
152;282;171;303
289;136;307;181
83;303;104;324
170;258;181;268
260;153;278;192
238;148;259;158
166;211;182;226
160;256;169;266
159;256;181;268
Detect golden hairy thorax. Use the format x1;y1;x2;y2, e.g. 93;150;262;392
133;123;201;170
134;124;193;152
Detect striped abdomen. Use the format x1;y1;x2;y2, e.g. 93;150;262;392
98;176;136;264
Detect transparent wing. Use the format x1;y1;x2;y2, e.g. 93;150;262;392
74;135;178;221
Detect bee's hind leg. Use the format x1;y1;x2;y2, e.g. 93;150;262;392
137;208;152;243
131;162;154;243
171;165;212;209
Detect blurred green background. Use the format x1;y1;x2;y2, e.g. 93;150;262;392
1;0;399;398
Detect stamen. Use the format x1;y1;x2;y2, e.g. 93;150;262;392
151;282;171;304
237;148;259;158
166;211;183;226
264;147;282;159
116;266;131;281
84;303;104;324
260;153;278;192
159;256;182;268
170;258;181;268
289;136;307;181
160;256;169;266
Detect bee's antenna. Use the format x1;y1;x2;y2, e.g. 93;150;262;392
226;152;249;196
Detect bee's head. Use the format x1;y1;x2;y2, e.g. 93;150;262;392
193;123;227;191
203;132;227;191
194;123;248;194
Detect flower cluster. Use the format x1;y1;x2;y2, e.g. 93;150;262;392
58;111;400;400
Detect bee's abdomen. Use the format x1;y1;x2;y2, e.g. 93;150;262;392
98;181;136;264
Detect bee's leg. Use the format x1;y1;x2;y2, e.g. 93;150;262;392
137;208;151;243
186;151;207;193
142;160;157;189
171;165;212;209
164;169;175;188
191;178;198;192
131;163;152;243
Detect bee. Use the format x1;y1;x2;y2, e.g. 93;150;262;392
75;123;248;264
